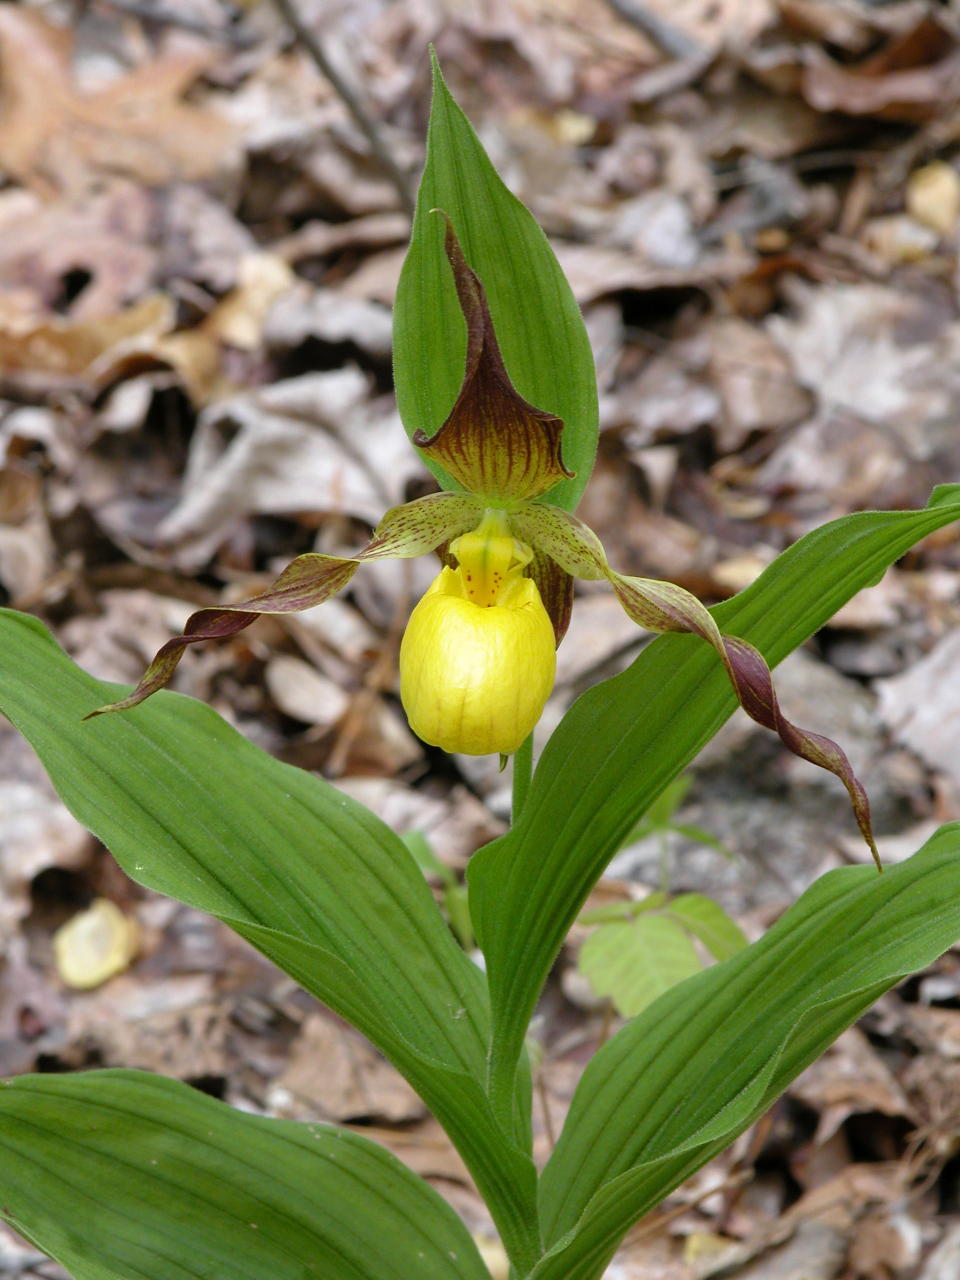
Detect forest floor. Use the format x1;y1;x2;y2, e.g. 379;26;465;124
2;1;960;1276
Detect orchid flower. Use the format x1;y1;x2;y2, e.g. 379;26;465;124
90;216;879;867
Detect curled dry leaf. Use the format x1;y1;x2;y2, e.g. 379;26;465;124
791;1027;915;1148
801;16;960;124
264;283;393;360
154;369;400;567
0;292;174;391
90;252;295;406
767;279;960;464
59;973;232;1079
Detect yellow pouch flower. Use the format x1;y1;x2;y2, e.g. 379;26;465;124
400;515;555;755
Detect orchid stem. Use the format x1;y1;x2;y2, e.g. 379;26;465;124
512;734;533;824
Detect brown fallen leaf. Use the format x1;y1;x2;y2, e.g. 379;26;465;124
333;776;504;863
0;292;174;391
697;1217;847;1280
778;0;875;53
264;282;393;360
61;976;231;1080
707;316;812;451
89;252;295;405
0;6;238;195
333;697;423;777
801;16;960;124
906;1006;960;1061
791;1027;915;1150
553;594;643;688
0;461;54;600
847;1206;924;1279
274;211;411;265
0;182;157;321
268;1012;426;1125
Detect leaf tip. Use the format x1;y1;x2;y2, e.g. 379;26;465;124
428;44;446;95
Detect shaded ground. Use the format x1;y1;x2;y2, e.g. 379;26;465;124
1;0;960;1275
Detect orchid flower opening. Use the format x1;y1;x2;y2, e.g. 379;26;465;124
88;215;880;869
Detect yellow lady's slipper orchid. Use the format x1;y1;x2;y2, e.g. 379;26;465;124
399;512;555;755
88;214;880;867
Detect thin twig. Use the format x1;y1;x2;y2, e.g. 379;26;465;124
268;0;415;218
604;0;705;62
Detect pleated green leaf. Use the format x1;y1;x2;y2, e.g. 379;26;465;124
470;485;960;1116
533;823;960;1280
393;53;598;513
0;610;538;1267
0;1070;489;1280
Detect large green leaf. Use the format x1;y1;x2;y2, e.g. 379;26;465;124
533;823;960;1279
469;486;960;1115
0;1070;489;1280
393;53;597;513
0;611;539;1268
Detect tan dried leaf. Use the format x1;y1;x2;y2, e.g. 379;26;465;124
0;292;174;384
269;1013;426;1124
0;7;238;194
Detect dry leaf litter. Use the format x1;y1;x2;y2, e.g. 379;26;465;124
2;1;960;1276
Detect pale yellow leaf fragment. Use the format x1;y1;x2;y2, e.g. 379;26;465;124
53;898;140;990
906;161;960;238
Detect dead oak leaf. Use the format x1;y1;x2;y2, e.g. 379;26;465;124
0;291;175;391
0;6;237;195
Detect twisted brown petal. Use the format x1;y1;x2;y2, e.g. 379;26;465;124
87;492;482;717
528;547;574;647
412;214;573;504
611;576;880;871
516;500;881;868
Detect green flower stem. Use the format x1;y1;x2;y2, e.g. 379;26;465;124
512;734;533;824
491;735;535;1164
